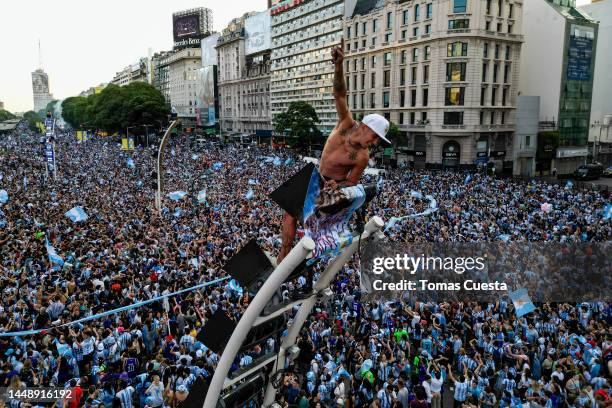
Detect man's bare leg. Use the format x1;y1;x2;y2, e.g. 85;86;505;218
277;211;297;264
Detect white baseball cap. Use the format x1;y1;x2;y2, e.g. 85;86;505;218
362;114;391;144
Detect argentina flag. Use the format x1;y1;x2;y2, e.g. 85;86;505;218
273;157;282;166
65;206;88;222
126;158;135;169
509;288;536;317
0;189;8;204
45;238;64;267
197;190;207;204
604;204;612;220
245;188;254;200
168;191;188;201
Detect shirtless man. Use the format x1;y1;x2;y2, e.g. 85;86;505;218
277;37;391;263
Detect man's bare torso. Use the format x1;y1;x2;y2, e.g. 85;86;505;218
319;121;369;182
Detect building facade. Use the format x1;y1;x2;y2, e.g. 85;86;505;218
31;69;54;113
111;58;150;87
579;0;611;165
270;0;345;135
167;48;203;122
152;51;174;104
217;13;273;135
519;0;598;174
344;0;523;169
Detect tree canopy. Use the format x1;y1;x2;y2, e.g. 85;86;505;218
23;111;42;132
274;101;322;150
0;109;16;122
62;82;169;133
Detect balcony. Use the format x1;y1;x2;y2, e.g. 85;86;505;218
447;29;471;34
441;124;466;129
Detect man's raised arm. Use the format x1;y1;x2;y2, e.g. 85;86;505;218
331;38;351;122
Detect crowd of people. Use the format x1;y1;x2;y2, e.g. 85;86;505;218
0;128;610;408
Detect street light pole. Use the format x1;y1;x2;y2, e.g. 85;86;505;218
155;119;180;211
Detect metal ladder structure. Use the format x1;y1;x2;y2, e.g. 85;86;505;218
202;216;385;408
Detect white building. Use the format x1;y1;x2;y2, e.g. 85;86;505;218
167;48;203;122
111;58;150;87
579;0;612;165
31;69;54;112
519;0;598;174
270;0;345;135
217;12;273;136
345;0;523;169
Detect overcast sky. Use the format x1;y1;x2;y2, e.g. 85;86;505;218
0;0;267;113
0;0;592;113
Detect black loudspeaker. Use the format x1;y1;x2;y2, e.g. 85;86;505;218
223;239;272;290
196;310;236;354
269;163;318;219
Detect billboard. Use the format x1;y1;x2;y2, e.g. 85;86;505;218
173;9;206;49
196;66;216;126
201;33;220;66
567;24;594;81
245;11;271;55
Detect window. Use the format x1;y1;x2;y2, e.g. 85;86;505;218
446;62;467;81
346;76;350;90
525;135;530;147
494;44;499;59
401;50;407;64
362;22;367;35
497;23;502;32
425;24;431;34
354;41;358;50
482;63;488;82
444;111;464;125
486;0;491;14
372;55;377;67
385;33;392;43
491;87;497;105
370;93;376;108
383;91;390;108
400;90;406;107
400;68;406;85
410;112;416;124
362;57;366;70
402;10;409;25
508;23;513;34
362;39;366;48
414;4;420;21
360;93;365;109
373;19;378;32
352;94;357;109
480;111;484;124
347;27;351;38
353;60;358;70
401;30;407;39
502;88;507;105
427;3;433;19
485;21;491;31
447;42;468;57
421;111;428;122
412;48;419;62
353;74;357;90
411;67;417;84
423;65;429;83
411;89;417;107
490;111;495;124
372;37;377;46
509;4;514;18
384;70;391;87
484;43;489;58
347;42;351;51
453;0;467;13
413;27;419;37
423;88;429;106
504;64;510;83
445;87;465;105
371;72;376;87
384;52;392;66
387;12;393;29
399;112;404;124
448;19;469;29
425;46;431;60
346;61;350;72
498;0;502;16
493;63;499;82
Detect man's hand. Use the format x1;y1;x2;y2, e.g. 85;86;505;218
331;38;345;66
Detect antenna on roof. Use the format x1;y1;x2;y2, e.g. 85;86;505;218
38;39;43;69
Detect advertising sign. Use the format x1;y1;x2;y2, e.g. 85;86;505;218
45;142;56;178
245;11;271;55
567;25;594;81
201;33;220;66
173;10;205;50
196;66;216;126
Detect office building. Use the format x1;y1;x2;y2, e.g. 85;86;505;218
519;0;598;174
32;69;54;113
345;0;523;168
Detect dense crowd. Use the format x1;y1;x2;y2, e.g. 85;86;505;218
0;128;610;408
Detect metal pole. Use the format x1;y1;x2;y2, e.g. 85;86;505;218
262;217;384;406
203;237;316;408
156;120;180;211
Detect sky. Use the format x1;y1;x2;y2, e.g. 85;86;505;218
0;0;593;113
0;0;267;113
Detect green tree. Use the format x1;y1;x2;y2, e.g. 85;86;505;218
274;101;321;150
23;111;42;132
0;109;16;122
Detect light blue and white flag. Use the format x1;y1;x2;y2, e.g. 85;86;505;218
248;179;259;185
284;158;294;166
566;180;573;189
0;190;8;204
197;190;207;204
212;162;223;170
604;204;612;220
464;174;472;185
245;188;254;200
273;157;282;166
173;208;183;218
410;191;423;200
168;191;188;201
65;206;88;222
509;288;536;317
192;154;199;160
226;279;243;296
376;177;384;192
188;258;199;269
45;238;64;267
126;158;135;169
498;234;511;242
